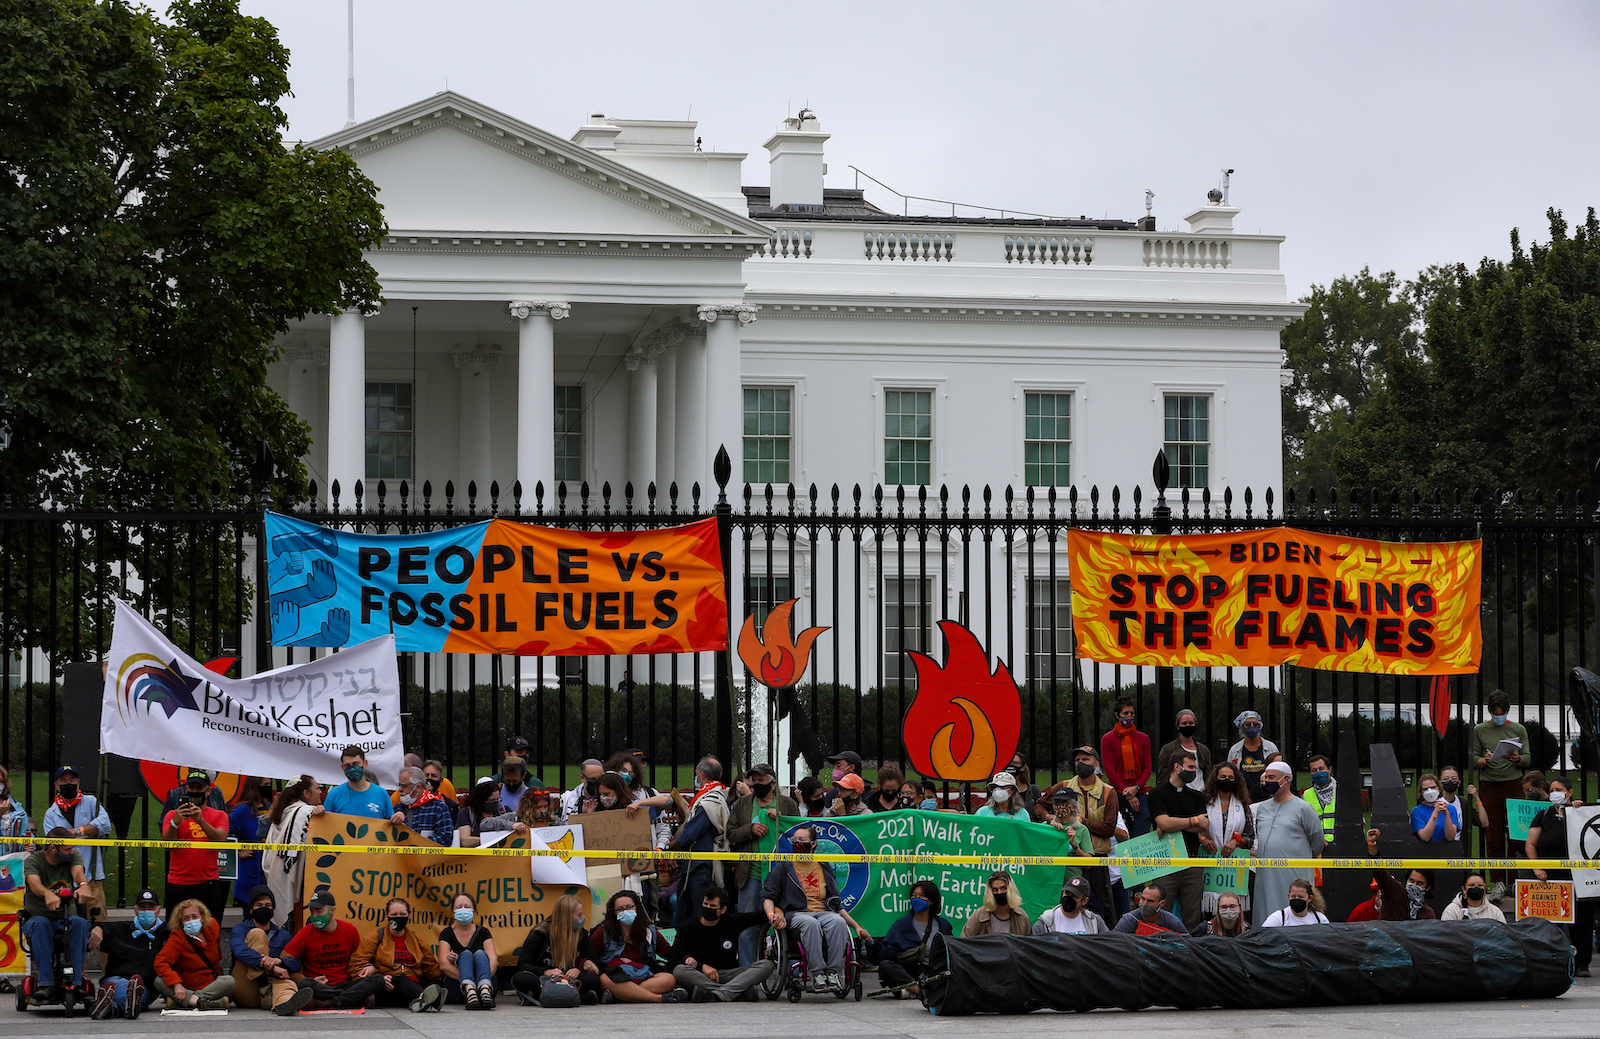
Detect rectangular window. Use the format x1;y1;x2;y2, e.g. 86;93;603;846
1026;578;1073;684
554;385;583;483
1163;394;1210;489
1176;666;1209;691
884;390;932;486
747;573;794;628
743;387;792;485
883;576;933;688
1024;392;1071;487
364;381;413;480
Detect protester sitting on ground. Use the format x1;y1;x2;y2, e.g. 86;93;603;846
591;890;685;1002
23;830;91;1008
1525;776;1595;976
1227;709;1280;801
342;898;444;1012
764;823;872;990
1202;763;1254;916
229;885;306;1015
826;772;871;816
154;898;236;1010
230;778;274;907
1033;875;1108;936
582;771;634;813
1410;773;1461;842
438;893;499;1009
161;768;230;920
1260;878;1330;927
456;775;528;847
866;767;910;813
263;776;321;929
562;759;607;817
517;785;564;828
1191;891;1249;937
1364;828;1438;920
1113;884;1185;935
796;776;828;817
88;887;166;1019
391;766;455;845
961;870;1033;936
1440;874;1507;922
317;746;393;820
670;884;774;1002
511;894;602;1006
728;763;798;965
975;771;1030;820
878;880;953;998
283;888;363;1009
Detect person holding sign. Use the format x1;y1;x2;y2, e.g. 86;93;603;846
1440;874;1507;923
1202;764;1255;916
1250;761;1325;928
1524;776;1594;977
1472;689;1529;899
1148;751;1210;932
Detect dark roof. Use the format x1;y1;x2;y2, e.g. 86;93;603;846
743;186;1137;230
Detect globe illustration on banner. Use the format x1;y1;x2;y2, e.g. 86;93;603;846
777;820;869;910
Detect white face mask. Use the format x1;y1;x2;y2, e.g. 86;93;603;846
1421;788;1439;803
1550;791;1569;805
992;789;1011;804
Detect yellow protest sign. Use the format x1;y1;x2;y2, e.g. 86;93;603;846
0;851;24;973
1516;879;1575;923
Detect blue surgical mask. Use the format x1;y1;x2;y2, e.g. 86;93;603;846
453;908;474;924
1243;725;1262;738
1492;713;1508;727
183;919;203;937
620;771;632;783
1311;771;1331;787
616;909;638;926
908;896;930;913
343;765;366;781
919;798;938;811
135;911;158;930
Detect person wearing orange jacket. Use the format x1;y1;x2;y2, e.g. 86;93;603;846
153;899;235;1010
337;898;445;1012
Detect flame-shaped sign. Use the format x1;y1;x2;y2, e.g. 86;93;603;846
903;621;1022;782
738;599;828;688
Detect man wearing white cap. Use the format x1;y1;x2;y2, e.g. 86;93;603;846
1250;760;1325;928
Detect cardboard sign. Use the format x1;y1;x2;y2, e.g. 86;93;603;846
1201;848;1252;897
1115;829;1187;887
565;810;655;874
1516;879;1575;923
1507;799;1541;842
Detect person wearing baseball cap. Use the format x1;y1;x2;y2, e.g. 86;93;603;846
283;888;363;1010
162;768;231;920
728;763;797;964
41;763;110;925
1064;745;1122;928
823;751;865;810
824;772;869;816
975;772;1028;820
88;888;166;1018
1249;760;1325;929
1033;875;1107;936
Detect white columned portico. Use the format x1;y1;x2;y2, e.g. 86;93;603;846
627;349;658;500
656;343;677;497
455;344;498;494
509;301;569;502
326;308;366;500
674;323;708;500
698;305;757;491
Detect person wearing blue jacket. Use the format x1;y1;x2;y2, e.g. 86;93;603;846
875;880;952;999
41;763;111;924
229;886;309;1014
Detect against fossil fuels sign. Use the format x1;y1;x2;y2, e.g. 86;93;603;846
1067;527;1482;675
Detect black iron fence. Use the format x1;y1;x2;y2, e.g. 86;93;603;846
4;459;1598;905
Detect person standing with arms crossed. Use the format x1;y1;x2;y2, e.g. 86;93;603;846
1471;689;1528;901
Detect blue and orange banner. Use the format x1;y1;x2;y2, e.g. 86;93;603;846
265;512;728;655
1067;527;1481;675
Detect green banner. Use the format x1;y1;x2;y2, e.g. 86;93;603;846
757;811;1075;934
1200;848;1251;896
1115;830;1185;888
1508;799;1541;842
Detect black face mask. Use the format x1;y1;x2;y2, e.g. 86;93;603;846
1178;725;1197;738
1287;897;1309;914
188;790;209;804
701;905;720;922
1178;769;1197;784
1060;895;1079;913
1441;779;1460;793
1074;762;1096;780
880;788;900;801
251;906;274;925
57;784;79;801
1465;885;1486;901
426;777;441;791
752;782;773;798
1261;780;1281;796
585;780;601;797
805;798;825;813
503;778;523;792
993;890;1009;906
389;916;408;931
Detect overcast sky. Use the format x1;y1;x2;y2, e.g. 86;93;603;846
240;0;1599;299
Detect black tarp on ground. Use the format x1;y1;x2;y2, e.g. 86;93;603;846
920;919;1572;1014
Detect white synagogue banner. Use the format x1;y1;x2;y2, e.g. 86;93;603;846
101;599;404;787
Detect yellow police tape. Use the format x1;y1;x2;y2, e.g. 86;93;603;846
1;834;1593;872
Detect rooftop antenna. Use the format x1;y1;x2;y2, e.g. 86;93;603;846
343;0;355;128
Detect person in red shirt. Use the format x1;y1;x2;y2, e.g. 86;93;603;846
1100;696;1152;836
1347;879;1383;922
282;889;363;1009
162;769;231;921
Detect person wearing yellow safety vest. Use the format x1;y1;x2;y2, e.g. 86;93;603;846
1300;753;1336;841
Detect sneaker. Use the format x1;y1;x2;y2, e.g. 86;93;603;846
660;988;690;1004
92;984;117;1020
600;990;617;1004
274;987;314;1016
581;990;600;1005
691;986;717;1002
197;995;229;1011
125;977;145;1020
1578;968;1592;978
422;983;446;1011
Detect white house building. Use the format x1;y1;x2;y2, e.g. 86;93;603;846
268;92;1303;706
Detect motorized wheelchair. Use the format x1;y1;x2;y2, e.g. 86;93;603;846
14;884;97;1016
756;899;866;1003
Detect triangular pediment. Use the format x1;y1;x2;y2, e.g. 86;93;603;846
309;93;768;239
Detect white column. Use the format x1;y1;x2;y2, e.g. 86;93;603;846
674;324;708;500
326;308;366;502
509;301;569;504
656;342;677;498
698;304;757;496
627;351;658;501
455;345;498;496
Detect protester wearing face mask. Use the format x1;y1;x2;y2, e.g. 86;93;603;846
826;772;871;816
1299;753;1337;840
422;759;458;804
764;825;872;991
1471;689;1528;899
22;832;90;1010
1202;764;1254;917
516;786;565;829
1065;745;1124;926
1526;776;1595;975
1043;788;1095;882
878;881;953;998
1191;891;1249;937
162;768;231;920
1157;708;1212;793
583;773;634;813
1410;773;1461;842
437;893;499;1008
1005;753;1043;809
868;766;911;813
1261;879;1330;927
562;759;607;817
456;775;528;847
728;763;798;966
1441;873;1507;923
1437;765;1466;835
796;776;829;817
1149;751;1211;932
227;885;306;1014
1250;761;1325;928
1113;884;1185;935
1363;828;1437;921
283;888;362;1009
669;885;775;1002
230;779;275;908
88;888;166;1019
1033;875;1108;936
342;898;444;1012
593;891;686;1001
512;894;603;1005
0;764;30;840
823;750;866;809
154;899;235;1009
316;747;392;820
389;766;454;845
42;762;111;925
497;757;532;814
1100;697;1153;836
264;776;321;930
917;780;941;811
1227;710;1280;801
976;771;1030;820
961;871;1032;936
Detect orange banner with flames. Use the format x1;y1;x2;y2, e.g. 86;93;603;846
1068;527;1481;675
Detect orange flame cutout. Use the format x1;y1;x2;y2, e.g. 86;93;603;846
738;599;828;688
903;621;1022;782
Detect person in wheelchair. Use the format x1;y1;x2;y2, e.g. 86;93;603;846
21;828;92;1011
761;824;870;992
875;880;952;999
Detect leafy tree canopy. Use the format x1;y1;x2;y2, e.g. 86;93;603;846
0;0;384;506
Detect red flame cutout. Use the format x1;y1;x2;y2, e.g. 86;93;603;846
903;621;1021;782
737;599;827;688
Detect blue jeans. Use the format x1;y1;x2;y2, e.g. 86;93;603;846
105;976;155;1012
23;915;87;988
737;874;762;966
457;948;493;986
